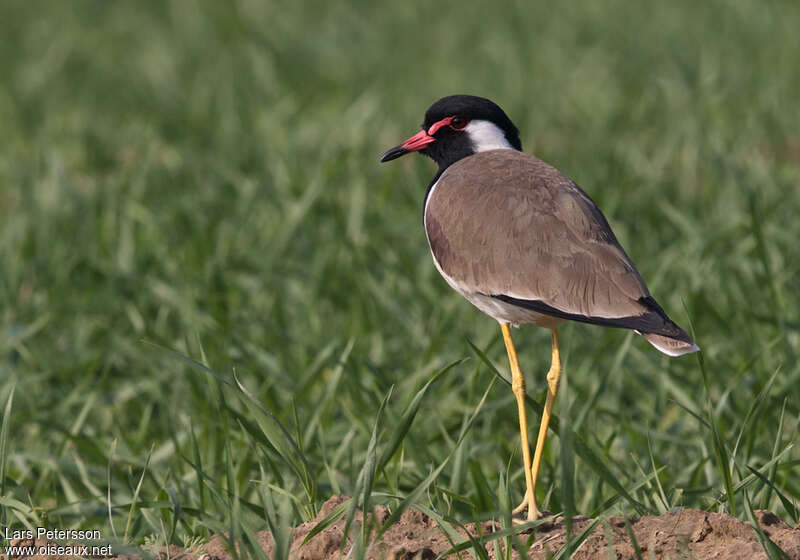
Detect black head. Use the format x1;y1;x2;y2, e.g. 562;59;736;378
380;95;522;170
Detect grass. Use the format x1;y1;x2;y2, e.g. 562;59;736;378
1;0;799;557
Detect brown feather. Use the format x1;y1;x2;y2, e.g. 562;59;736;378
425;149;650;320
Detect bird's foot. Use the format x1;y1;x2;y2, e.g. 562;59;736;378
512;495;543;523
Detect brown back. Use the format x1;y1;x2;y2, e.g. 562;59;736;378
425;149;651;319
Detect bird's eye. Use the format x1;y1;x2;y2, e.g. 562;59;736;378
449;116;469;130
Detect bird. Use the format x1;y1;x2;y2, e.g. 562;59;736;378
380;94;699;521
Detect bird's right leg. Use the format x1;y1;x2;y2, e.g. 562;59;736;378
499;323;539;521
526;329;561;520
507;328;561;521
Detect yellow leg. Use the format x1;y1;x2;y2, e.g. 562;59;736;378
527;329;561;519
500;323;537;521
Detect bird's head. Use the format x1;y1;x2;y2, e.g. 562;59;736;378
380;95;522;170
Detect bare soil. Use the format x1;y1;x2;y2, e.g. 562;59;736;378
7;495;799;559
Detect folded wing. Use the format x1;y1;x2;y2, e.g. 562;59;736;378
425;149;696;351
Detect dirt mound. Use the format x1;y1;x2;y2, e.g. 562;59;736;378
200;496;799;560
7;496;799;559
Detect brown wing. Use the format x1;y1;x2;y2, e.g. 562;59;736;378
425;149;652;321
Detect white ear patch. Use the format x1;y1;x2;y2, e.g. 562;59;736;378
465;120;515;152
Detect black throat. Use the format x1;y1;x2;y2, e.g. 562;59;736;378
421;128;477;171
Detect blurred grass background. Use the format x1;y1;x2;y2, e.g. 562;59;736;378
1;0;799;552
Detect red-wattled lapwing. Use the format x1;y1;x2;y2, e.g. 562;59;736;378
380;94;699;521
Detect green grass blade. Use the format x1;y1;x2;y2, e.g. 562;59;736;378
378;375;497;538
623;517;644;560
717;444;793;506
746;466;798;524
697;349;736;515
761;397;788;513
743;490;791;560
669;400;711;429
496;466;512;560
359;387;391;545
647;435;669;513
242;525;271;560
340;390;391;550
232;370;314;502
0;386;15;528
553;516;603;560
731;366;781;461
107;437;118;539
124;443;154;544
412;504;470;560
259;467;292;560
589;465;666;517
437;517;555;558
301;499;351;546
377;359;465;471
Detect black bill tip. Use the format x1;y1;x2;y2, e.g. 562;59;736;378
380;145;409;163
